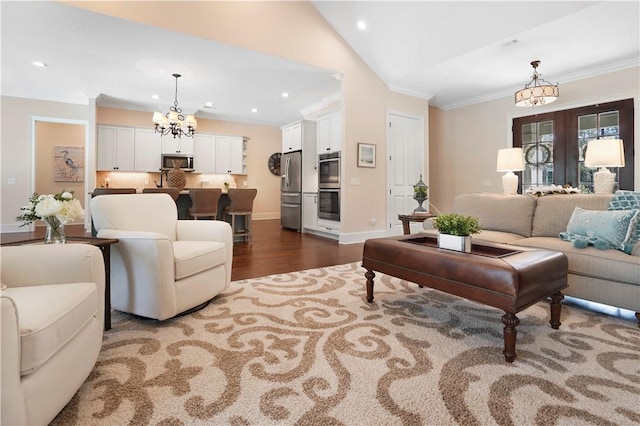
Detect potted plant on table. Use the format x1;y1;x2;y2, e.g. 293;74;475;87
432;213;481;253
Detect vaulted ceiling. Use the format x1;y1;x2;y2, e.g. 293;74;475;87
2;1;638;126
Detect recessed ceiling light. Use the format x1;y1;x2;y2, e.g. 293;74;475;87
204;102;215;109
151;94;160;100
281;92;289;98
32;61;47;68
357;20;367;30
251;108;258;113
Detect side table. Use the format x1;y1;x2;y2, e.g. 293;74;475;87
398;213;436;235
1;236;118;331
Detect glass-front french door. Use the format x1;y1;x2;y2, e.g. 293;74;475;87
514;99;634;193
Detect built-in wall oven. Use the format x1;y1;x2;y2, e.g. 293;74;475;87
318;152;341;221
318;189;340;221
318;152;340;189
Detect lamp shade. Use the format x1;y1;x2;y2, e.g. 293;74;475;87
497;148;525;172
152;111;163;124
584;139;625;168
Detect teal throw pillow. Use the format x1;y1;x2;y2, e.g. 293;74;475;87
559;207;639;253
608;190;640;252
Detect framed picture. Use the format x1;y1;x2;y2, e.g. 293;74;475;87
357;143;376;168
54;146;84;182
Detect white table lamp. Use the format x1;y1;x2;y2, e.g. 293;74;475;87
584;139;625;193
497;148;525;194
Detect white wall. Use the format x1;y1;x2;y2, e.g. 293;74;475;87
68;1;431;241
429;66;640;213
0;96;91;231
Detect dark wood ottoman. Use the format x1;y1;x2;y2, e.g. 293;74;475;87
362;235;568;362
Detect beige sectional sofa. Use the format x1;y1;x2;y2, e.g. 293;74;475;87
423;193;640;321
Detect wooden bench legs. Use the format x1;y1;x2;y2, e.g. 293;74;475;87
365;268;565;363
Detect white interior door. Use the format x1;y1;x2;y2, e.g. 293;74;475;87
386;112;424;234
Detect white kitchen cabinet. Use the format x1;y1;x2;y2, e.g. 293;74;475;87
316;218;340;236
161;135;193;154
303;192;318;231
97;125;135;171
281;122;302;153
301;123;317;193
134;128;161;172
215;135;246;174
193;133;217;173
317;111;342;154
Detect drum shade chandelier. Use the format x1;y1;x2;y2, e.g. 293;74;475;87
514;60;559;107
152;73;197;138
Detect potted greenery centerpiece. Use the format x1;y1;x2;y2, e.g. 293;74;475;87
432;213;481;253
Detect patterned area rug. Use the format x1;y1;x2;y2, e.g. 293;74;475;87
53;263;640;425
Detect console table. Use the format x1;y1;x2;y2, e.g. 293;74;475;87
397;213;436;235
1;236;118;331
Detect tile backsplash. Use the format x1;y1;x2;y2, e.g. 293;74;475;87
95;171;240;192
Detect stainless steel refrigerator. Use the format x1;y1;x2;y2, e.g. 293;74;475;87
281;150;302;230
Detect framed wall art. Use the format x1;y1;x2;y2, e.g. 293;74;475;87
357;143;376;168
54;146;84;182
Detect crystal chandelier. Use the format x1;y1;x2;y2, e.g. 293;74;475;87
152;73;197;138
514;60;559;107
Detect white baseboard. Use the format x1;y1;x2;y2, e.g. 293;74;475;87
338;228;391;244
1;223;31;233
253;212;280;220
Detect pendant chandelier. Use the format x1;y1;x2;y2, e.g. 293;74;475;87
514;60;559;107
152;73;197;138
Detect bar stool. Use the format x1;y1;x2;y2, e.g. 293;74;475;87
224;188;257;243
142;188;180;201
188;188;222;220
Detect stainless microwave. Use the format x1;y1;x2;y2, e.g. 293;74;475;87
161;154;194;171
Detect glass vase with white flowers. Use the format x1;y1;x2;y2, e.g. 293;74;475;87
16;191;84;244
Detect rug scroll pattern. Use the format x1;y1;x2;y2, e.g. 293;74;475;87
53;263;640;425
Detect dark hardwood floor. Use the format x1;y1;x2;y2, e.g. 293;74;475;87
3;221;635;323
1;220;364;282
232;220;364;281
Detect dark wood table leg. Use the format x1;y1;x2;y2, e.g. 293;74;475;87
401;219;410;235
549;292;564;329
365;269;375;302
501;312;520;363
99;245;112;331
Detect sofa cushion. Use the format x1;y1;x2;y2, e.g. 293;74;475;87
608;190;640;252
471;230;530;245
531;194;613;237
2;282;98;376
173;241;227;280
511;237;640;286
560;207;639;253
453;193;536;237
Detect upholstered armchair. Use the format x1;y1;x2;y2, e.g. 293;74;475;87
1;244;105;425
90;193;233;320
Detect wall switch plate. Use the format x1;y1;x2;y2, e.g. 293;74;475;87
483;180;492;187
7;178;16;184
350;177;361;185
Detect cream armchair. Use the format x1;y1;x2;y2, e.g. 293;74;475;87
1;244;105;425
90;193;233;320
